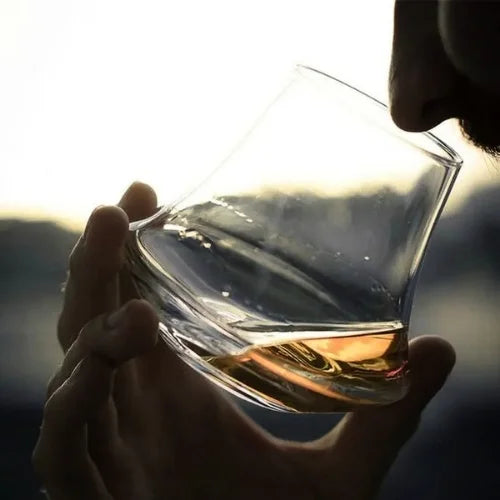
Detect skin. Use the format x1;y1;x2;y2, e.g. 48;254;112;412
390;0;500;153
32;184;455;500
33;1;500;499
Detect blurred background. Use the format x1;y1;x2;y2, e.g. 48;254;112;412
1;0;499;498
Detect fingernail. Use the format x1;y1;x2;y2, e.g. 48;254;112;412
105;306;127;329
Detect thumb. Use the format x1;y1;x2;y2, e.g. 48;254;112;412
323;336;455;496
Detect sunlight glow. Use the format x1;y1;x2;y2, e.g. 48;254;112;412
1;0;497;231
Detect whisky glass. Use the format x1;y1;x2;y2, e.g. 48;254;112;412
127;66;462;412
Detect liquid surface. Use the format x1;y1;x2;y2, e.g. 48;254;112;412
205;330;408;412
128;196;410;411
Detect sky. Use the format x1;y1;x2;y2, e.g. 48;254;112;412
1;0;498;230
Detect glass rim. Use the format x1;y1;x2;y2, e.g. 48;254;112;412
296;64;463;170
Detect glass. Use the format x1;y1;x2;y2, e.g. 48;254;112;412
127;66;462;413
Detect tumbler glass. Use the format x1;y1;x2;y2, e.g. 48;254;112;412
127;66;462;412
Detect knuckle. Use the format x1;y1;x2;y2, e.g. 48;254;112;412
78;316;103;350
58;313;102;361
57;313;74;352
42;395;62;424
46;371;62;399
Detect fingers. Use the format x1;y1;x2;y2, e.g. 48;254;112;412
118;181;157;223
118;182;159;301
40;182;158;499
58;206;129;351
57;182;158;352
325;336;455;496
33;356;114;500
49;299;158;398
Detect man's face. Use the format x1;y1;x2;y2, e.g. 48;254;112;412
390;0;500;156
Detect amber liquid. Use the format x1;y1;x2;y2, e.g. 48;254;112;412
205;328;408;412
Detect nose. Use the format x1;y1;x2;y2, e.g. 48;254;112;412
389;3;464;132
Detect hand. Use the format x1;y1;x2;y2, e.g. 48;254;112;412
33;182;455;500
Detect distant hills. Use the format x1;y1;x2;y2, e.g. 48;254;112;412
0;219;78;293
2;183;500;294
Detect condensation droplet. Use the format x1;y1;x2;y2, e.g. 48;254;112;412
364;255;370;261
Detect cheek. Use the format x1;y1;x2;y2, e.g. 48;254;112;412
438;1;500;92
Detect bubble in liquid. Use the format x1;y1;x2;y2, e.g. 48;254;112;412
222;291;230;298
364;256;370;261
